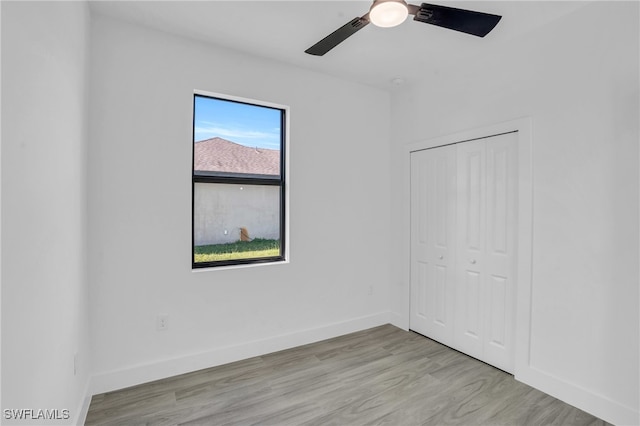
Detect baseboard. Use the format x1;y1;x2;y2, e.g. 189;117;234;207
89;311;391;396
74;377;92;426
515;365;639;426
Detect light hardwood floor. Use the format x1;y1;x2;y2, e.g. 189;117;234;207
85;325;607;425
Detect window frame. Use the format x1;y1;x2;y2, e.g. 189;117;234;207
191;90;289;270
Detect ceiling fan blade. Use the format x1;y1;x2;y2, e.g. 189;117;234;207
305;16;370;56
413;3;501;37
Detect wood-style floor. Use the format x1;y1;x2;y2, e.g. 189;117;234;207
85;325;607;425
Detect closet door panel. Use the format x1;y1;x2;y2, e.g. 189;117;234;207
483;133;518;372
454;140;486;359
410;146;456;344
410;151;430;331
462;269;481;339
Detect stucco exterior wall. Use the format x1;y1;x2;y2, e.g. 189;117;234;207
194;182;280;246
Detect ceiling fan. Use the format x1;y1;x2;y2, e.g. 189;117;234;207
305;0;501;56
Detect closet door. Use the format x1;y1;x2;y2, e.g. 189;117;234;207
410;145;457;344
455;133;518;373
483;133;518;372
454;139;486;361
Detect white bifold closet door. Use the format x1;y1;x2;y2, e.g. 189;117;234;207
410;144;457;345
410;132;518;373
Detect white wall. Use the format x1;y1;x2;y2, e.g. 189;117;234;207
88;14;391;392
1;1;92;424
390;2;639;425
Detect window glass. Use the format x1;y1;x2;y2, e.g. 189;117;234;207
192;93;286;268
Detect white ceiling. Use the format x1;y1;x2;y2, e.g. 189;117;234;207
89;1;589;90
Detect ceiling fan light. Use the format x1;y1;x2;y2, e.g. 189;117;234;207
369;0;409;28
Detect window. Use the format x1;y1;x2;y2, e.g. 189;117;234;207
192;91;288;269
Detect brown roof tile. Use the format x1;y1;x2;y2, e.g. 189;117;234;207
194;137;280;176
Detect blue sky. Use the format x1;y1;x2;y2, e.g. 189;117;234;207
194;95;282;150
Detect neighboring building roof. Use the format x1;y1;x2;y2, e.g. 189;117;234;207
194;137;280;176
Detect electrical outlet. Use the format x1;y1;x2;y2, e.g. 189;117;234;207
73;353;78;376
156;314;169;331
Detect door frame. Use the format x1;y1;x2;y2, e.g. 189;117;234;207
401;117;533;378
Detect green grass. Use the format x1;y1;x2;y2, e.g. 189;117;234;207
194;238;280;263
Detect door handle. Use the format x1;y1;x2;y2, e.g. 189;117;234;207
438;255;443;260
470;259;476;264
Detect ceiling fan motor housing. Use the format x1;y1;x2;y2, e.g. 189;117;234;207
370;0;409;8
369;0;409;28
